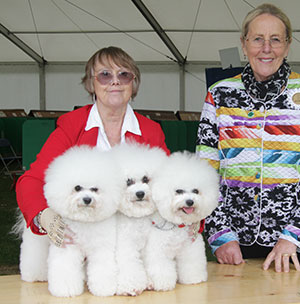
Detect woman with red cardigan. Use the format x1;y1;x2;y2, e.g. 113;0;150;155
16;46;169;247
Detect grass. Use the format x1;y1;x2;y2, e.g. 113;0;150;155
0;174;21;275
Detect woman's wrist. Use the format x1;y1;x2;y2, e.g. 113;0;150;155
33;211;47;234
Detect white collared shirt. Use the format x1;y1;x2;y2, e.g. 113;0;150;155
85;103;141;151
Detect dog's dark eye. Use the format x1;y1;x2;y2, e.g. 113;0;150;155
192;189;199;194
142;176;150;184
90;187;98;192
75;185;82;192
127;178;135;186
175;189;184;195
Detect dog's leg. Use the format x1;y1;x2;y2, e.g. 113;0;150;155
19;225;49;282
176;235;208;284
144;230;177;291
116;217;148;296
85;217;118;296
48;244;85;297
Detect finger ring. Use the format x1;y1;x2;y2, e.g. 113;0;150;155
282;253;290;257
291;253;297;257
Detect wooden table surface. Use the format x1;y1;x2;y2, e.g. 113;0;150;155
1;259;300;304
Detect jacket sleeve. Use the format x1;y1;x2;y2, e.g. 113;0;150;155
280;216;300;248
196;91;238;253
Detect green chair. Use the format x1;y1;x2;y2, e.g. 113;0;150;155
0;117;27;156
22;119;56;170
159;121;187;153
184;121;199;152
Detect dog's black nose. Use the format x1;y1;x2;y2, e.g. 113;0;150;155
186;199;194;207
83;197;92;205
136;191;145;200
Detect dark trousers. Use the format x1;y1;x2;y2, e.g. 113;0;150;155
240;242;300;259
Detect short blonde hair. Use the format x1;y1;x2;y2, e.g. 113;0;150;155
241;3;292;43
81;46;141;99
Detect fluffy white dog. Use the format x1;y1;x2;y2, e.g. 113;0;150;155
111;142;168;296
17;145;123;297
144;151;219;291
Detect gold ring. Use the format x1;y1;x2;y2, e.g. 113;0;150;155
282;253;290;257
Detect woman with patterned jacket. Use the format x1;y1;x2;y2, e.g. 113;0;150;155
196;3;300;272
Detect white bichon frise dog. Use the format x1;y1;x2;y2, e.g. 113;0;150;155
111;142;168;296
144;151;219;291
17;145;123;297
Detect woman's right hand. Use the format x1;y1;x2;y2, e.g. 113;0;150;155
39;208;74;247
215;241;245;265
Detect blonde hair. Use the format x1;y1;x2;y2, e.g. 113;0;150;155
241;3;292;43
81;46;141;99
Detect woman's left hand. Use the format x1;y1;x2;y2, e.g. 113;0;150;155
262;239;300;272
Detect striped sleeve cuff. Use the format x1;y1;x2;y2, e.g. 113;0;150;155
207;229;238;253
280;225;300;248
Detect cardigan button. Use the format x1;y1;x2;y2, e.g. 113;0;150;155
255;172;261;179
248;111;254;118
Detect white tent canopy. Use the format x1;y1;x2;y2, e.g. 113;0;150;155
1;0;300;112
1;0;300;63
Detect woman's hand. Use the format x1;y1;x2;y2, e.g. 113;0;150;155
215;241;245;265
39;208;75;247
263;239;300;272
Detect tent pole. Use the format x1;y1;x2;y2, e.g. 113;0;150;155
179;64;185;111
39;63;46;110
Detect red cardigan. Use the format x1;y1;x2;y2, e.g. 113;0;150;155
16;105;170;233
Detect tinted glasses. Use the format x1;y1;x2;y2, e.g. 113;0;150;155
94;70;135;85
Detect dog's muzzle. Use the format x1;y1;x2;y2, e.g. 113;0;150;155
135;191;145;201
83;197;92;205
186;199;194;207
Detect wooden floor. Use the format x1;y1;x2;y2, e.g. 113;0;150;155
1;259;300;304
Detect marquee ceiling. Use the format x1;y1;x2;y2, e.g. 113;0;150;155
1;0;300;65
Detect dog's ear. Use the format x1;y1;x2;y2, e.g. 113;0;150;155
151;182;172;212
200;187;219;218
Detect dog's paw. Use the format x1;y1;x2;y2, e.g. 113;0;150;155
21;271;47;282
146;281;154;291
88;285;116;297
117;289;144;297
48;280;84;297
117;268;148;296
178;271;208;285
150;273;177;291
117;284;146;296
88;276;117;296
117;279;147;296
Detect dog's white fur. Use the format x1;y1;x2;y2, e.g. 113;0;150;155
18;145;122;297
111;142;167;296
14;216;49;283
144;151;219;291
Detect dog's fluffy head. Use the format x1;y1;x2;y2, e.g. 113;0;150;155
112;142;167;218
152;151;219;225
44;145;122;222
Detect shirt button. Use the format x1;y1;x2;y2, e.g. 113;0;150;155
255;172;261;179
248;111;254;117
